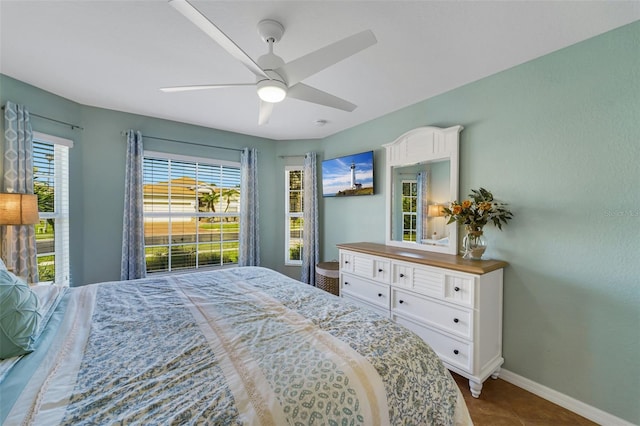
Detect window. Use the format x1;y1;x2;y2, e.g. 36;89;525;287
143;151;241;273
401;180;417;242
285;167;303;265
32;132;72;285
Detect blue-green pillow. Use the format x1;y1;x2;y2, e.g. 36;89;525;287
0;269;40;359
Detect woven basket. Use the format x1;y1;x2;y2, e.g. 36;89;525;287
315;261;339;296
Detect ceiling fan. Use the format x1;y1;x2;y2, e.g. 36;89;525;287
162;0;377;125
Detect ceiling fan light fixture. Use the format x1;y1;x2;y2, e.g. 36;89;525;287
257;80;287;103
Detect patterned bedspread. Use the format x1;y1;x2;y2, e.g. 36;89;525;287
2;267;471;425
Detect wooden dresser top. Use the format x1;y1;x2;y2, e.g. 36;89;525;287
336;242;508;275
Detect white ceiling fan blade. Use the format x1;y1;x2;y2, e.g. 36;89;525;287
161;83;255;92
278;30;376;86
169;0;269;79
288;83;357;112
258;100;274;125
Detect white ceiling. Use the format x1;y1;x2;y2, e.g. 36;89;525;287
1;1;638;141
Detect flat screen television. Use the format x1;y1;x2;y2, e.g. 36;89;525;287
322;150;374;197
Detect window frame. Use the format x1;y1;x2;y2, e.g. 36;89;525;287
32;131;72;286
285;165;304;266
142;150;241;274
401;179;418;243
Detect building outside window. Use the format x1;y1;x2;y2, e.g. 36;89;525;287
32;132;71;285
143;152;241;273
285;167;304;265
401;179;417;242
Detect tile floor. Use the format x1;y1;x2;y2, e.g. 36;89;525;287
452;372;598;425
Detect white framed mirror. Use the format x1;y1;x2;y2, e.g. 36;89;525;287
383;125;463;254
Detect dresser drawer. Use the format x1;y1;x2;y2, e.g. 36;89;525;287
444;273;475;307
391;261;445;299
341;274;390;310
372;258;391;284
342;293;390;318
394;314;472;373
391;262;413;288
392;289;472;340
340;250;391;283
340;251;355;273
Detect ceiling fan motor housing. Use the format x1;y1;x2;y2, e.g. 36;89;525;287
257;19;284;44
255;19;290;103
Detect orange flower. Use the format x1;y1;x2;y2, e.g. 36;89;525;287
461;200;472;209
479;202;492;211
452;205;463;215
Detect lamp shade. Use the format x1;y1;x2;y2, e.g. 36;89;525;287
0;193;40;225
427;204;446;217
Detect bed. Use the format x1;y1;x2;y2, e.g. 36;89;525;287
1;266;471;425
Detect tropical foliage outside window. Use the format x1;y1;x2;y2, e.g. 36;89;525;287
143;153;241;273
402;180;417;242
285;167;304;265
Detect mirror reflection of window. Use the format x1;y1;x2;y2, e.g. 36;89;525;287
401;180;417;242
384;125;462;255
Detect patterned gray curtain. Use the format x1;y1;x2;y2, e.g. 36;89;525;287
301;152;319;285
2;102;39;282
120;130;146;280
239;147;259;266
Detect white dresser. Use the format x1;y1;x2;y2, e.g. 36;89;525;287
337;242;507;397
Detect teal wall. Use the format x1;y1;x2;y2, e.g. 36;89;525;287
284;22;638;423
0;20;637;423
0;75;281;285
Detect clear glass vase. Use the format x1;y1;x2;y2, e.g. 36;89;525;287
462;227;487;260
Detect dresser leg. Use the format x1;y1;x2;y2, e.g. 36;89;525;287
469;380;483;398
491;367;501;380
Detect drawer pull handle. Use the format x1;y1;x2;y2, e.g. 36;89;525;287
399;273;405;278
377;293;383;297
399;300;405;304
453;349;459;355
453;318;459;323
454;286;460;292
378;268;383;272
344;282;349;285
344;260;349;264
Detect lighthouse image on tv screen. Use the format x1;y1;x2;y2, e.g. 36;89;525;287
322;150;374;197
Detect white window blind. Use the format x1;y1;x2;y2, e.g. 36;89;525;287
143;151;241;273
32;131;72;286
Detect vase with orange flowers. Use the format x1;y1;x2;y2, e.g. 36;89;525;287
443;188;513;259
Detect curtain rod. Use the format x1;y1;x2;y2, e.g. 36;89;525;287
122;131;243;152
1;106;83;130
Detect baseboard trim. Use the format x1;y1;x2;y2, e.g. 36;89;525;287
499;369;634;426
